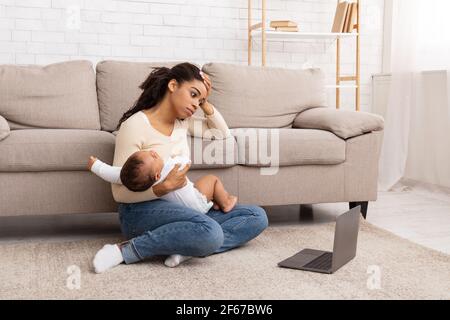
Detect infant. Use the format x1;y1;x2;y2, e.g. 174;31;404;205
88;150;238;214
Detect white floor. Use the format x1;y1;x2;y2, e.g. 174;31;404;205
370;179;450;254
1;179;450;255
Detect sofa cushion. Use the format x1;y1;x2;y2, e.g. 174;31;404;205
0;115;10;141
188;135;237;169
201;63;327;129
0;60;100;130
96;60;181;132
293;107;385;139
0;129;115;172
231;128;345;167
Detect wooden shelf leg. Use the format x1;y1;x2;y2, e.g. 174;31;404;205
336;37;340;109
262;0;266;66
248;0;252;66
356;0;361;111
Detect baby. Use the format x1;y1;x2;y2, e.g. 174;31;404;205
88;150;238;214
88;150;238;268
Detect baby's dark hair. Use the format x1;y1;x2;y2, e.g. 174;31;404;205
120;152;156;192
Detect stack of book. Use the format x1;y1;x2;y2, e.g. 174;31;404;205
331;1;358;33
270;20;299;32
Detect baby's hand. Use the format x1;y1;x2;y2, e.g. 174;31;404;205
87;156;97;171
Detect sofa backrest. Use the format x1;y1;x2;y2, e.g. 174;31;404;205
0;60;100;130
0;60;328;132
202;63;327;128
96;60;178;132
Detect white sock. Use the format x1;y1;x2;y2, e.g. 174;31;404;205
164;254;193;268
93;244;124;273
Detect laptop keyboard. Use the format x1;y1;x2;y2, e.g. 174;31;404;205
304;252;333;270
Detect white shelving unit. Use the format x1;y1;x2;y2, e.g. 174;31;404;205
248;0;361;111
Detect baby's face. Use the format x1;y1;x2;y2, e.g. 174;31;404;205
136;150;164;180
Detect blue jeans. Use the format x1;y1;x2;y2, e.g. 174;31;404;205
118;199;268;264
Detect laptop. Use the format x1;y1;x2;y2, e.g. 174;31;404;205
277;206;361;274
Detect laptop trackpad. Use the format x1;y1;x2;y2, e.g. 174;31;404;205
278;249;324;269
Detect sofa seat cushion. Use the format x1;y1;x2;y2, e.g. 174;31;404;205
188;135;237;169
231;128;346;167
0;129;115;172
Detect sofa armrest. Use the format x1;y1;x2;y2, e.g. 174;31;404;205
293;107;384;139
0;115;10;141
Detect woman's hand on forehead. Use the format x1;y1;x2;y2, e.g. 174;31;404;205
199;71;211;99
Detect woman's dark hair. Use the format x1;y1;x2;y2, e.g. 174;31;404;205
116;62;204;130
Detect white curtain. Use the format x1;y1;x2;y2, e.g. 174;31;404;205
378;0;450;191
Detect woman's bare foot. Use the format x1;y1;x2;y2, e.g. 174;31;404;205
221;195;238;213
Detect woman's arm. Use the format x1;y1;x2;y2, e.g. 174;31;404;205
186;102;231;140
186;72;231;140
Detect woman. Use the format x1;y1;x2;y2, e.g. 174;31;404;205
93;62;268;273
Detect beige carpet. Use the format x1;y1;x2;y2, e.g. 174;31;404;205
1;218;449;300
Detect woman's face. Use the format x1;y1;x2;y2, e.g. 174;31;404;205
168;79;207;119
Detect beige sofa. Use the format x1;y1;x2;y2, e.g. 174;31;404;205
0;60;384;218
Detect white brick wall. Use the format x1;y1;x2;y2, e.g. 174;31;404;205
0;0;384;112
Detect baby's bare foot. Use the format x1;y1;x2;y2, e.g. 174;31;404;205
222;195;238;213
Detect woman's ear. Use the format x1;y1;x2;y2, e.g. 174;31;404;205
168;79;178;93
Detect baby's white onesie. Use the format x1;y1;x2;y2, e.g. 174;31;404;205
91;156;213;214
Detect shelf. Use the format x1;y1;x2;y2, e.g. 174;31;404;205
248;0;361;110
252;30;359;41
325;85;359;89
